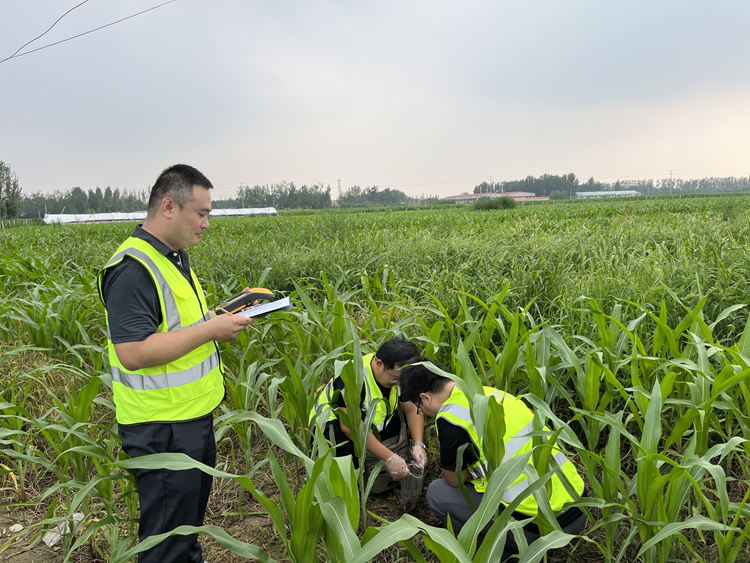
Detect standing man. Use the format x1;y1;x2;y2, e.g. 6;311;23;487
98;164;255;563
399;360;587;557
310;336;427;511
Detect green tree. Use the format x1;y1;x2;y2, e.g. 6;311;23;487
87;187;103;212
112;188;121;212
475;173;580;197
0;161;23;219
473;196;516;210
102;187;113;212
69;187;88;214
236;182;331;210
338;185;406;207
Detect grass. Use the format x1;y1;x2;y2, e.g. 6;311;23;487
0;195;749;561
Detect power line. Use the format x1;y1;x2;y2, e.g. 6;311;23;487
0;0;177;65
3;0;91;62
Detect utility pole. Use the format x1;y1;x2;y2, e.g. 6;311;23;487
338;177;342;200
670;170;673;197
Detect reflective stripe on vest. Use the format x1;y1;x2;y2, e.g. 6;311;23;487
436;386;583;515
438;401;488;479
98;237;224;424
309;378;337;427
103;247;184;331
437;406;568;488
110;352;220;391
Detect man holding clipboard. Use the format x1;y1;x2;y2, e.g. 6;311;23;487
98;164;259;563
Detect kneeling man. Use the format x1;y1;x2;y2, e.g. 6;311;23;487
310;336;427;511
399;360;587;555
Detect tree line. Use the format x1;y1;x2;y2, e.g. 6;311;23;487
227;181;332;210
229;182;407;209
337;185;407;207
20;182;333;217
19;181;409;217
20;187;150;218
474;173;750;198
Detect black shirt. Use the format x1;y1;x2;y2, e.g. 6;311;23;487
437;417;479;472
101;225;197;343
331;372;403;441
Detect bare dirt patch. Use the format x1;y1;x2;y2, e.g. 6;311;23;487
0;510;66;563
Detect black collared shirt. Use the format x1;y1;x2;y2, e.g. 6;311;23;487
437;417;478;472
101;225;197;344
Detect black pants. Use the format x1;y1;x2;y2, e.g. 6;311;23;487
325;420;359;466
119;413;216;563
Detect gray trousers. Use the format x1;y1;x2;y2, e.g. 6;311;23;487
427;478;586;558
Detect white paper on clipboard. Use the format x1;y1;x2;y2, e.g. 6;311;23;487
235;296;292;318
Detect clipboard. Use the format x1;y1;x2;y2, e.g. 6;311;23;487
234;297;292;318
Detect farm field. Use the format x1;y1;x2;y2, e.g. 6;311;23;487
0;195;750;562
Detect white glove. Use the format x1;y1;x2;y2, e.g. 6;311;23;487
412;443;427;469
384;454;410;480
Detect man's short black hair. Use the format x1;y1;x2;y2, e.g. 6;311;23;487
399;359;451;404
374;335;420;370
148;164;213;213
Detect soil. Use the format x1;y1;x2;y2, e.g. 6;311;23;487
0;511;65;563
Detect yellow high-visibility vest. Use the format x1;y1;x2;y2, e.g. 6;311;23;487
97;236;224;424
310;353;399;431
437;386;583;516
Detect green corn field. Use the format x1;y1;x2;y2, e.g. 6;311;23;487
1;195;750;562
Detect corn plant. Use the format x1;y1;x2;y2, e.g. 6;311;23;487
3;199;750;562
216;357;284;471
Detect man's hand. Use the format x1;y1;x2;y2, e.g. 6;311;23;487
412;443;428;469
206;312;255;342
384;454;410;480
115;312;255;370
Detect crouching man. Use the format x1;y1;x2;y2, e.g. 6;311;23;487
310;336;427;511
399;360;587;557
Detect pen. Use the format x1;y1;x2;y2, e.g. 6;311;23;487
220;306;262;334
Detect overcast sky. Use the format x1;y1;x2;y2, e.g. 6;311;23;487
1;1;748;199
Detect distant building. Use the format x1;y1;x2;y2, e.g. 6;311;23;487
442;191;538;204
575;190;640;199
